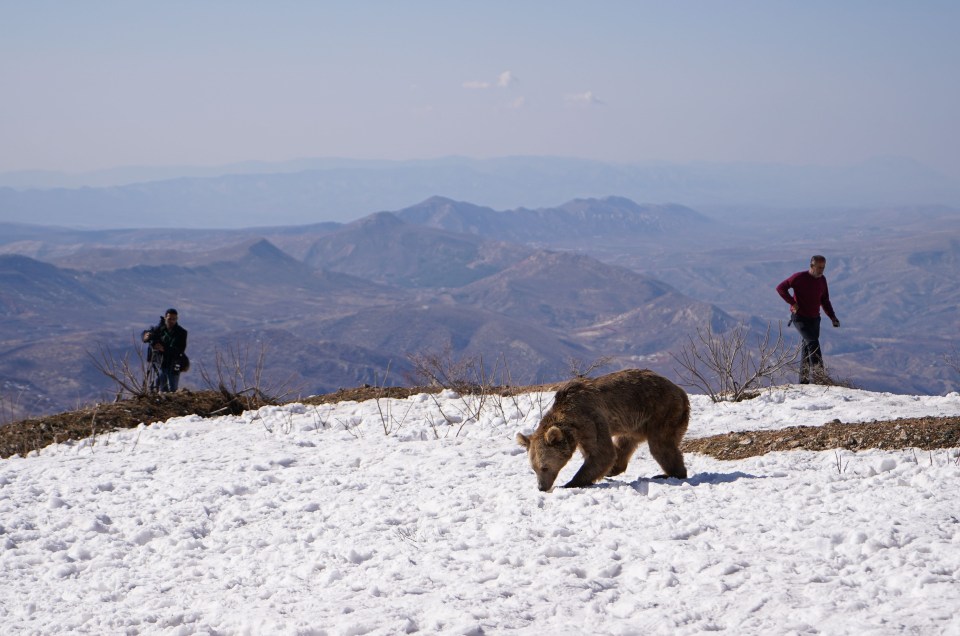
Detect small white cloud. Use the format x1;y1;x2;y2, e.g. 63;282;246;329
464;71;518;91
507;96;525;109
565;90;605;105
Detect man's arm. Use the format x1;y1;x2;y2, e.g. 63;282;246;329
821;280;839;327
776;275;797;309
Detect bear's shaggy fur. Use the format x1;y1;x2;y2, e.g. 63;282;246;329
516;368;689;491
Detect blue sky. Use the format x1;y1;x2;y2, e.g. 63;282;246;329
2;1;958;177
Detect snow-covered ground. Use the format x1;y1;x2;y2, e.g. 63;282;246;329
2;384;959;635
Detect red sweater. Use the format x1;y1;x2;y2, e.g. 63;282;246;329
777;271;837;320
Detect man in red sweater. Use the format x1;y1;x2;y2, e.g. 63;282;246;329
776;255;841;384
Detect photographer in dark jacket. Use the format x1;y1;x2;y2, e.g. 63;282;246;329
142;308;188;392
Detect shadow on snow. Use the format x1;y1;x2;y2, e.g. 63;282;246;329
592;470;764;492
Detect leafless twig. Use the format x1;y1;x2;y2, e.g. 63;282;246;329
372;362;415;435
671;321;800;403
198;340;299;413
408;347;498;437
834;450;848;474
566;355;614;379
87;335;155;399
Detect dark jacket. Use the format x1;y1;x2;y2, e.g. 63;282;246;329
143;319;188;371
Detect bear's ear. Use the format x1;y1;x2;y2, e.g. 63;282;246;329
516;432;531;448
544;426;565;445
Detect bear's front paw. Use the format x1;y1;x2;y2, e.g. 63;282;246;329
652;472;687;480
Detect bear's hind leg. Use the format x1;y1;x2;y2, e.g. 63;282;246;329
647;437;687;479
607;437;640;477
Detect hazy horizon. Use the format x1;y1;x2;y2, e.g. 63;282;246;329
3;1;959;180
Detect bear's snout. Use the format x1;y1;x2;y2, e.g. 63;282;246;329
536;472;559;492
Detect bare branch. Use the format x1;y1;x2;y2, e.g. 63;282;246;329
87;335;155;400
406;347;504;437
566;355;615;379
198;340;300;414
372;361;416;436
671;321;800;403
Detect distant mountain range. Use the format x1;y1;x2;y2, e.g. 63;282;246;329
2;156;958;228
1;194;959;421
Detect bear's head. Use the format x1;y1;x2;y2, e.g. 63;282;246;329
516;424;576;491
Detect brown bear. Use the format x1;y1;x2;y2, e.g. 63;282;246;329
516;368;689;491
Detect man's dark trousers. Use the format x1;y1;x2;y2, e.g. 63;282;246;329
792;314;824;384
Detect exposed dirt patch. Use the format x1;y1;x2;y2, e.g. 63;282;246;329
682;416;960;460
0;390;270;459
299;382;563;406
300;385;442;405
2;385;959;461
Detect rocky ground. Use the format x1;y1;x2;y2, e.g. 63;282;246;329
680;416;960;460
1;385;958;461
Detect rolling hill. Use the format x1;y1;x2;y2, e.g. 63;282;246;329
1;195;958;420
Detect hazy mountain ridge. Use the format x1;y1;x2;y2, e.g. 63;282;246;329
0;255;106;316
1;194;958;419
395;196;713;245
316;302;591;382
302;212;533;288
451;251;676;329
2;156;958;228
0;198;740;418
0;241;699;417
